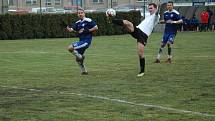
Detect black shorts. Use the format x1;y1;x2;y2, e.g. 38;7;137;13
130;27;148;46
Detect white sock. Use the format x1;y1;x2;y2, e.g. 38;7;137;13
79;64;87;72
157;54;161;60
157;48;163;59
167;55;172;59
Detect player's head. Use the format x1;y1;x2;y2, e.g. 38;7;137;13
148;3;157;14
167;1;174;11
77;9;85;19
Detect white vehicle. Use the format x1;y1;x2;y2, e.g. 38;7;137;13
31;7;46;13
55;8;66;14
45;7;56;13
31;7;56;14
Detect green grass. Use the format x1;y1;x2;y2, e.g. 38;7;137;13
0;32;215;121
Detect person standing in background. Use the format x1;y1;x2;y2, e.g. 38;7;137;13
206;7;213;31
200;9;209;32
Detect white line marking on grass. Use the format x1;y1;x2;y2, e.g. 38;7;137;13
1;85;215;117
0;51;67;54
192;55;215;58
62;92;215;117
0;51;50;54
1;85;43;92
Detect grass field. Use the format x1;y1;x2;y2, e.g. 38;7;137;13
0;32;215;121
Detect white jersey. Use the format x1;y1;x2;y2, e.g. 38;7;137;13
137;13;160;36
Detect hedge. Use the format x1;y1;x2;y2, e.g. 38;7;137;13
0;11;141;40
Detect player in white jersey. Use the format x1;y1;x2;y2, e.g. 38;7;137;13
112;3;160;77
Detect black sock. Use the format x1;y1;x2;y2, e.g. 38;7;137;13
112;18;124;26
139;58;145;73
167;45;171;56
159;48;163;54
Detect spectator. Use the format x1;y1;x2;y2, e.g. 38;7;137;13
206;7;213;31
212;20;215;31
178;15;185;31
181;16;189;31
200;9;209;32
190;15;199;31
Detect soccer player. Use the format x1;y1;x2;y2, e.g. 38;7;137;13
111;3;160;77
154;1;183;63
66;9;98;75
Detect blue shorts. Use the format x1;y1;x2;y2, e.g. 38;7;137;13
71;41;90;55
162;33;176;45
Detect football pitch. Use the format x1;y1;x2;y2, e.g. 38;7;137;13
0;32;215;121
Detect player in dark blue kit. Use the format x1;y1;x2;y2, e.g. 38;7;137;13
155;1;183;63
66;9;98;75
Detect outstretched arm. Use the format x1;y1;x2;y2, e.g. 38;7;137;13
155;0;161;15
160;19;183;24
169;19;183;24
159;20;165;24
79;25;98;34
89;25;98;32
155;1;161;24
66;26;75;32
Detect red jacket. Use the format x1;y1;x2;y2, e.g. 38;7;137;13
200;11;209;24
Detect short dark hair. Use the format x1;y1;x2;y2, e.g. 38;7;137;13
78;8;85;12
148;3;157;9
168;1;174;5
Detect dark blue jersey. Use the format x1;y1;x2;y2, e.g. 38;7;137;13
73;17;97;42
164;9;181;34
